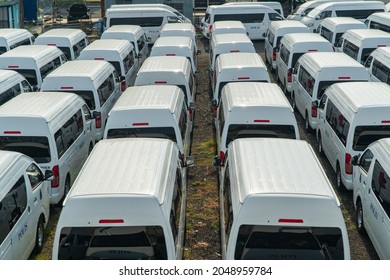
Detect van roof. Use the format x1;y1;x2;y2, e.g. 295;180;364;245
112;85;183;113
0;151;26;181
103;24;143;34
321;17;366;27
161;22;195;32
65;138;178;205
107;6;176;14
313;0;384;10
0;45;62;60
44;60;114;79
138;56;190;74
0;28;32;39
370;46;390;63
217;53;266;69
229;138;337;203
0;91;84;122
223;82;291;111
368;11;390;21
213;20;246;29
344;28;390;41
81;39;132;53
152;36;192;49
370;138;390;163
328;82;390;114
269;20;308;30
35;28;86;45
300;52;364;70
213;33;253;45
282;33;330;44
0;69;24;81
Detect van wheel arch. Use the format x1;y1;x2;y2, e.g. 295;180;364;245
33;215;45;254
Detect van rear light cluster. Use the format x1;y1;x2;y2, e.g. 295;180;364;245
51;165;60;188
209;25;213;32
121;80;126;92
220;151;225;165
3;131;21;134
287;69;292;83
311;105;317;118
99;219;124;224
213;104;218;117
278;218;304;223
345;153;353;175
272;49;277;61
95;112;102;129
189;108;193;121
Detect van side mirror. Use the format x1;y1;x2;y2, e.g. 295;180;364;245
205;46;210;53
185;156;195;167
211;99;218;108
32;85;39;91
274;47;280;52
189;102;196;110
92;111;99;119
146;37;152;43
120;76;126;81
312;100;319;108
196;49;202;55
262;32;267;37
213;155;221;167
208;68;214;75
194;71;200;78
44;170;54;181
351;155;360;166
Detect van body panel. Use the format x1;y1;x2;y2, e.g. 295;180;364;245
0;70;32;106
0;28;34;55
220;138;350;260
364;46;390;84
52;138;187;260
211;20;247;38
365;12;390;33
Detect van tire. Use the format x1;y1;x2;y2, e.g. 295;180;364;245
336;163;346;192
304;112;311;132
291;93;296;111
318;132;323;156
33;216;45;254
60;176;71;205
356;200;366;235
88;142;93;155
283;79;287;94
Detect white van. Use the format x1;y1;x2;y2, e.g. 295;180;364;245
109;3;191;23
276;33;333;94
316;82;390;191
100;25;149;66
0;151;53;260
52;138;193;260
292;52;369;131
34;28;89;61
223;1;284;17
364;46;390;84
318;17;367;51
0;28;35;55
300;1;385;32
0;45;67;90
134;56;196;117
150;36;199;74
160;23;198;52
209;33;256;74
211;20;247;38
212;52;270;112
287;0;331;21
105;7;185;44
365;12;390;34
104;85;192;161
0;70;32;106
213;82;299;166
218;138;350;260
352;138;390;259
264;20;310;71
78;39;137;89
201;4;284;39
41;60;121;141
0;92;96;205
340;29;390;65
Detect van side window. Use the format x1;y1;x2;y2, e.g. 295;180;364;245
372;59;390;85
370;21;390;33
137;36;146;52
293;61;300;75
268;13;284;21
267;32;275;45
320;26;333;43
319;94;327;110
40;56;62;80
223;164;233;242
336;9;384;20
0;176;27;240
298;66;315;97
110;17;164;27
26;163;44;190
170;169;183;243
179;104;188;141
73;38;87;59
280;44;290;66
0;83;21;106
214;13;265;24
9;38;33;50
219;102;225;137
97;74;115;107
371;160;390;219
342;40;359;60
54;110;84;158
82;104;92;122
123;51;135;74
358;149;373;173
325;99;350;146
319;11;332;19
364;55;373;68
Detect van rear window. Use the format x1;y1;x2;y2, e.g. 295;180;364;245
353;126;390;151
57;47;72;60
12;69;38;87
110;17;164;27
226;124;296;148
57;226;167;260
107;127;177;143
0;136;51;163
235;225;344;260
214;13;265;24
57;90;96;110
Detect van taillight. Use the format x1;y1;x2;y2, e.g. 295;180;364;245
220;151;225;165
189;108;193;121
51;165;60;188
209;25;213;32
287;69;292;83
95;112;102;129
121;80;126;92
311;105;317;118
214;104;218;117
273;50;277;61
345;153;353;175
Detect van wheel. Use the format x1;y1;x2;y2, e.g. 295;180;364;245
291;93;296;111
318;132;324;156
283;79;288;94
356;200;366;235
304;112;311;132
336;163;346;192
88;143;93;155
60;176;71;205
33;216;45;254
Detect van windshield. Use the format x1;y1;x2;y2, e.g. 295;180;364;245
57;47;72;60
57;226;167;260
0;136;51;163
353;126;390;151
226;124;296;148
107;127;177;143
109;17;164;27
56;90;96;110
12;69;38;87
235;225;344;260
